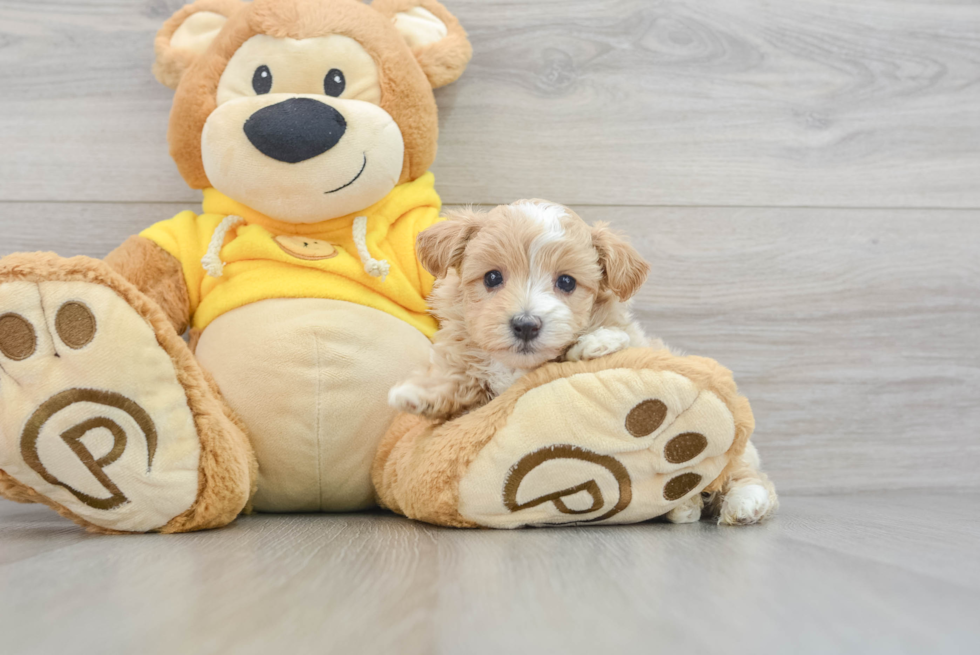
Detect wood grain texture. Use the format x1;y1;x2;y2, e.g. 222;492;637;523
2;202;978;494
0;202;188;258
1;0;979;206
1;492;978;655
602;205;980;494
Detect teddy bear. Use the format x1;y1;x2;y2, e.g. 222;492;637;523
0;0;775;533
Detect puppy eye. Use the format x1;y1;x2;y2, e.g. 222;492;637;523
556;274;577;293
252;65;273;95
324;69;346;97
484;270;504;289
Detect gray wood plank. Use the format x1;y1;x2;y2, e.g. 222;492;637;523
782;492;980;590
0;492;978;655
2;202;978;494
0;201;187;258
606;205;980;494
1;0;979;206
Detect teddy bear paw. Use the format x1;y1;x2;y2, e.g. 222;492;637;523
455;360;742;527
0;276;202;532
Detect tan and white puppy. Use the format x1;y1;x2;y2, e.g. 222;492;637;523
389;200;654;420
389;199;778;526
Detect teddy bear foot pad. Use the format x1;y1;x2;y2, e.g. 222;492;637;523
457;361;740;528
0;255;252;533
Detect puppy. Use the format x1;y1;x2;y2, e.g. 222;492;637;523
388;199;653;420
389;199;778;526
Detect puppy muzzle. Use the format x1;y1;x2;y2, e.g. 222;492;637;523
510;314;543;344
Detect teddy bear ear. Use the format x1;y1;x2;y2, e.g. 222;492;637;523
152;0;243;89
373;0;473;88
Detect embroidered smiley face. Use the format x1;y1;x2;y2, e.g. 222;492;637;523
274;235;339;261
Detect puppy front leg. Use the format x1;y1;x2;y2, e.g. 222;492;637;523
703;442;779;525
388;375;458;419
388;374;484;420
565;327;632;362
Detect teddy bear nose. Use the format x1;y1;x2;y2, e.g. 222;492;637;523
243;98;347;164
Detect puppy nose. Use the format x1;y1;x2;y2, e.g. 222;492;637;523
510;315;542;342
244;98;346;163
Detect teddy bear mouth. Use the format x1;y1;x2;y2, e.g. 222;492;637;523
324;153;367;194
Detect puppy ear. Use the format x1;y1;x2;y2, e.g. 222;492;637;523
153;0;243;89
417;208;484;278
373;0;473;88
591;222;650;301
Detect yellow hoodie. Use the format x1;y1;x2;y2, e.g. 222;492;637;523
141;173;441;337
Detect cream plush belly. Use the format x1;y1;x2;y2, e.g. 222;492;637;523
195;298;432;512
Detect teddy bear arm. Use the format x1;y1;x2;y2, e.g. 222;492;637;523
104;235;191;334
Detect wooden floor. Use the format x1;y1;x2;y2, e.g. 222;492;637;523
2;492;979;655
1;0;979;652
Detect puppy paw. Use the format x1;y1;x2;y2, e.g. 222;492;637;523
565;328;632;362
719;484;776;525
665;493;703;524
388;383;427;415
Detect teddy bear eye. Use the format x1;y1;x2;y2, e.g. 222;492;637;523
252;65;272;95
323;68;346;97
484;270;504;289
556;275;577;293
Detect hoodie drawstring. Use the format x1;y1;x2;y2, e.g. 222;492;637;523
202;215;245;278
352;216;390;282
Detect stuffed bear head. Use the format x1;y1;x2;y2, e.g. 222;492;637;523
153;0;471;223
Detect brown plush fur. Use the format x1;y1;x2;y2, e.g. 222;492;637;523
372;0;473;88
105;236;191;334
373;347;755;527
159;0;470;190
0;253;257;534
153;0;245;89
